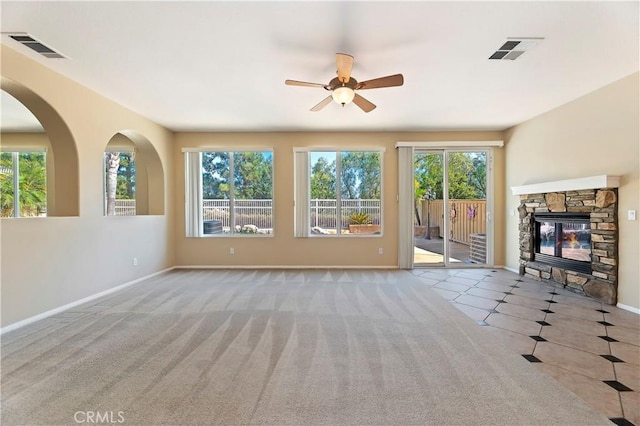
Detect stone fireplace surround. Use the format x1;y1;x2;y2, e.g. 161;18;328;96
512;176;620;305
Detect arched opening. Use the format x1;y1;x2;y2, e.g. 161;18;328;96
1;77;79;216
104;130;164;216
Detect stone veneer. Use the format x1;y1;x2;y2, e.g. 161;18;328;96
518;188;618;305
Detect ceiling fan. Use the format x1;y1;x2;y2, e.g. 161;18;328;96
285;53;404;113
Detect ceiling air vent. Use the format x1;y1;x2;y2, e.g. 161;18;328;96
489;37;543;61
7;33;67;59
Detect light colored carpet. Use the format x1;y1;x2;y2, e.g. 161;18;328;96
1;269;611;425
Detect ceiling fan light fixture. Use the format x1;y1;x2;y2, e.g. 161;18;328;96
286;53;402;112
332;86;355;106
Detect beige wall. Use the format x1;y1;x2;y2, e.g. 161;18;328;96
504;72;640;310
174;132;505;268
1;45;175;327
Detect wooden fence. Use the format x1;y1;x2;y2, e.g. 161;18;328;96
420;199;486;245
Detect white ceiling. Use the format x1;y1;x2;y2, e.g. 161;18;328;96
1;1;638;133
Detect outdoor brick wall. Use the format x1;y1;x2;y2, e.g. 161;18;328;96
518;188;619;305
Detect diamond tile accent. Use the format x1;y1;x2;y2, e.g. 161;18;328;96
523;354;542;363
603;381;633;392
609;418;635;426
417;268;640;426
600;355;625;363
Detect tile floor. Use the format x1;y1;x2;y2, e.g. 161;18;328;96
411;267;639;426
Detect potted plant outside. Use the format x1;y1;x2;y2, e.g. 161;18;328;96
348;212;381;234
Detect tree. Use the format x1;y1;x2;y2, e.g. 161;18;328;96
116;152;135;199
469;152;486;198
310;156;336;199
201;151;272;200
233;152;273;199
18;152;47;215
414;179;426;225
340;152;381;199
202;152;230;199
0;152;47;217
414;153;443;198
414;153;441;225
414;152;486;200
0;153;14;215
447;153;479;199
105;152;120;215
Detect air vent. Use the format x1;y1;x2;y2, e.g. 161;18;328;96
489;37;543;61
7;33;67;59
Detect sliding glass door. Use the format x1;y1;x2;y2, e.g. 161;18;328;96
413;149;490;267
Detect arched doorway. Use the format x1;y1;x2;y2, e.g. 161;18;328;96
103;130;165;216
1;77;79;216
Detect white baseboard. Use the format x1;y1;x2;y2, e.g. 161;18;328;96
0;267;175;335
616;303;640;315
174;265;399;270
502;266;520;274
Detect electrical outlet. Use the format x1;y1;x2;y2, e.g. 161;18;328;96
132;257;138;266
229;247;235;255
378;248;384;255
629;210;637;221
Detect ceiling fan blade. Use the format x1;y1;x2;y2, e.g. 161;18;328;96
352;94;376;113
356;74;404;90
336;53;354;83
285;79;326;88
310;96;333;112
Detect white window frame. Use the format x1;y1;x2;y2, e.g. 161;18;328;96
0;147;47;218
294;146;385;238
183;147;275;238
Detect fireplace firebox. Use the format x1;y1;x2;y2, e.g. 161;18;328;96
533;213;591;274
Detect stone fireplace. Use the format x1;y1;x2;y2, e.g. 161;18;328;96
512;176;620;305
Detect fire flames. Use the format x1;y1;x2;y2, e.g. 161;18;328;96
564;232;579;248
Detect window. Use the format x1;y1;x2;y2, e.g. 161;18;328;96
184;149;274;237
104;149;136;216
295;149;383;236
0;150;47;217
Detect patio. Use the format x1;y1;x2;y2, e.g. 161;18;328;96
414;236;476;265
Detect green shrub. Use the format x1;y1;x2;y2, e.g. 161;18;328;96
348;212;372;225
